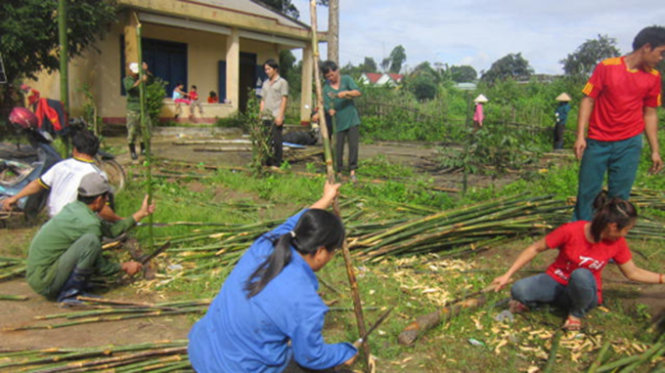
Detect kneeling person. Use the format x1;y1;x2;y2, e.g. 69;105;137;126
27;173;155;303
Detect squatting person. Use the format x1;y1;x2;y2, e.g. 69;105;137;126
27;173;155;304
492;192;665;331
188;181;358;372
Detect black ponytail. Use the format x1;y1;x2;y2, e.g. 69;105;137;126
245;209;344;298
590;191;637;242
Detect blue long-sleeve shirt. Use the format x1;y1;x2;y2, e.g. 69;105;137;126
188;210;357;372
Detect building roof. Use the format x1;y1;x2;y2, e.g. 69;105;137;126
363;73;383;84
388;73;403;82
195;0;309;30
120;0;314;40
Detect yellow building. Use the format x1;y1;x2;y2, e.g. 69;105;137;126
27;0;319;124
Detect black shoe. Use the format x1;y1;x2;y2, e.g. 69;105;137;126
140;143;146;156
57;268;93;303
129;143;138;160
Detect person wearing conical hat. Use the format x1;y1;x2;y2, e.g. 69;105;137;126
473;94;487;130
573;26;665;221
553;93;571;150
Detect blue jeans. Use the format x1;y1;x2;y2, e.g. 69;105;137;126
510;269;598;318
573;135;642;221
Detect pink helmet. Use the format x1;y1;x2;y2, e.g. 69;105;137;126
9;107;38;129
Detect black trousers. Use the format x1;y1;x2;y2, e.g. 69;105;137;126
263;120;283;166
553;122;565;150
335;126;359;172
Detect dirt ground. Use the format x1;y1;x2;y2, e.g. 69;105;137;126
2;125;663;358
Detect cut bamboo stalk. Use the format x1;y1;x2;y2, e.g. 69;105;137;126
309;2;369;369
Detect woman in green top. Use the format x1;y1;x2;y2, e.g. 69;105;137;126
321;61;362;182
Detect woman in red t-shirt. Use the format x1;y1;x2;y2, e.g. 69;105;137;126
492;192;665;331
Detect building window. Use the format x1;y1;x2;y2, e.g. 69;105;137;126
120;36;187;97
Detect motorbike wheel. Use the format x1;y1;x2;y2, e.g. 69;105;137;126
97;159;126;192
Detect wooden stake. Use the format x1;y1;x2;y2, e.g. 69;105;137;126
309;1;370;368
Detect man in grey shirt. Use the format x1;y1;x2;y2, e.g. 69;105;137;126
259;59;289;167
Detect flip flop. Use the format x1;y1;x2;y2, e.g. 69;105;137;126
563;316;582;331
508;299;529;314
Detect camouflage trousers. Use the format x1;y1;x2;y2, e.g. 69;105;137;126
126;110;152;144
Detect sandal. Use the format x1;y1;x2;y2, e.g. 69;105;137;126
508;299;529;314
562;315;582;331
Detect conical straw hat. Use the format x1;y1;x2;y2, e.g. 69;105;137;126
556;92;571;102
474;94;488;103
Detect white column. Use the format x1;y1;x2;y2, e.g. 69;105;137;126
300;44;313;124
225;28;239;111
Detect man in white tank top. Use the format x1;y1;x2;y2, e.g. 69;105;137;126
2;130;122;221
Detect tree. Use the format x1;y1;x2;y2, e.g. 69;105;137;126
380;57;391;72
407;63;438;100
0;0;117;119
359;57;378;73
561;34;620;77
450;65;477;83
481;53;533;83
279;50;296;80
387;45;406;74
256;0;300;19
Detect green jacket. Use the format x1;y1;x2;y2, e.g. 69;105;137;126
27;201;135;294
124;75;141;112
323;75;362;132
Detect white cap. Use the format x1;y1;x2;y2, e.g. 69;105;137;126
129;62;139;74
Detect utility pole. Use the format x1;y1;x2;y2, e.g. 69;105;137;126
58;0;69;114
327;0;339;64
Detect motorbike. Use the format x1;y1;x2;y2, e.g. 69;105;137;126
0;108;126;222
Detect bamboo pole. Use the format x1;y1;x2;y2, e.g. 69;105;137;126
309;1;369;368
134;14;154;249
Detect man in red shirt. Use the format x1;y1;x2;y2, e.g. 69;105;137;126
573;26;665;221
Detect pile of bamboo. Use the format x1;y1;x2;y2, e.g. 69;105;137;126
349;195;570;261
2;297;210;332
0;256;25;282
0;340;190;372
587;338;665;372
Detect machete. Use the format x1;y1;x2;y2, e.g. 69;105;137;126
139;241;171;265
354;306;394;347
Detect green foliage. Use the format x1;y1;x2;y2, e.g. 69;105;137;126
0;0;117;119
387;45;406;74
278;50;296;82
254;0;299;18
77;83;102;136
406;72;438;101
436;121;541;177
561;34;620;78
450;65;478;83
145;77;167;123
243;94;271;174
0;0;117;82
214;112;246;128
481;53;534;84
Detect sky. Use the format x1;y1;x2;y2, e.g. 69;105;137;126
290;0;665;75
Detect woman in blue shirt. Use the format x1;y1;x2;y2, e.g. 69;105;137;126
188;182;358;372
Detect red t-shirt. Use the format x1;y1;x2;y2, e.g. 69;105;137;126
582;57;661;141
545;221;632;304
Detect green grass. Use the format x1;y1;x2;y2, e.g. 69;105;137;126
3;148;665;371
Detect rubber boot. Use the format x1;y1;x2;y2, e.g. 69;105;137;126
140;142;146;156
56;268;94;304
129;143;138;160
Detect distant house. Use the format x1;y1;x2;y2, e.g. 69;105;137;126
359;72;403;87
25;0;321;124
